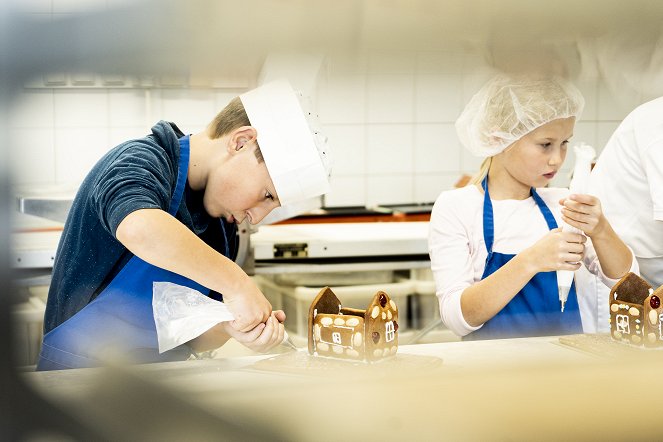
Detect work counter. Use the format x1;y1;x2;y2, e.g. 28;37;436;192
21;334;663;441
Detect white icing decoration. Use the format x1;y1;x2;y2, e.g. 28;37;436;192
314;324;321;340
353;332;363;347
317;342;329;352
320;317;333;326
371;306;379;319
381;311;386;320
629;306;640;316
610;303;619;313
332;332;342;344
387;310;393;320
334;317;345;326
390;300;397;310
332;345;344;354
346;317;360;327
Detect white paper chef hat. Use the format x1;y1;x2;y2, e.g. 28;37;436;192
455;74;585;157
240;80;331;206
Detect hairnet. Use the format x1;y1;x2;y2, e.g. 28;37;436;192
455;75;585;157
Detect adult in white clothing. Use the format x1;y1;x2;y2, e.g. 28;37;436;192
428;74;637;340
589;97;663;287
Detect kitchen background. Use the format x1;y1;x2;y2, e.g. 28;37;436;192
8;0;663;352
9;1;660;210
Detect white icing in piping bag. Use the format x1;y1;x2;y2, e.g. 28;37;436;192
557;143;596;312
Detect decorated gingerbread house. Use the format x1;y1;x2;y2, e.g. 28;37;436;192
609;272;663;348
308;286;399;362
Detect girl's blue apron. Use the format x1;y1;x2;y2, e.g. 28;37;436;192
464;177;583;340
37;136;231;370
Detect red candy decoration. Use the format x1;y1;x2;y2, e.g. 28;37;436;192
372;332;380;343
651;295;661;309
379;293;387;308
394;321;399;332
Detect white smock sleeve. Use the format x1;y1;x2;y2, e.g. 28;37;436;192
644;136;663;222
428;190;482;337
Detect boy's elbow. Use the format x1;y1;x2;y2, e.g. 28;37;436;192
115;209;153;249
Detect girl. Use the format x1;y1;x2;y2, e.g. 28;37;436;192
428;74;637;340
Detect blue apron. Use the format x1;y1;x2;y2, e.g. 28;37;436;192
465;177;582;340
37;136;230;370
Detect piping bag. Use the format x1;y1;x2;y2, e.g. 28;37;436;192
152;281;297;354
557;143;596;312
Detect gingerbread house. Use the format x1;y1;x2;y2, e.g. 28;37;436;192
308;286;399;362
609;272;663;348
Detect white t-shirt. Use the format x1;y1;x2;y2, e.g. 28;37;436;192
428;185;638;337
589;97;663;285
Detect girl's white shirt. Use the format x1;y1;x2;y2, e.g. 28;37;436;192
428;185;639;337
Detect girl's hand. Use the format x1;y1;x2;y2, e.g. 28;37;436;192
559;194;609;238
522;228;586;273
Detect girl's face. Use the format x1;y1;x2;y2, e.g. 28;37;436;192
501;117;576;189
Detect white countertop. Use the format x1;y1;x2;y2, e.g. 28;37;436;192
21;335;663;441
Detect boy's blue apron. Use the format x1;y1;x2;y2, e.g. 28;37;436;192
37;136;231;370
464;176;583;340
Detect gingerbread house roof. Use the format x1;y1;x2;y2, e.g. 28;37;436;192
611;272;653;305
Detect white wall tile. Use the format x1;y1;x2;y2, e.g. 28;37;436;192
214;90;245;112
460;148;484;175
160;89;217;130
575;78;599;121
597;82;642;121
323;124;366;176
325;175;366;207
367;51;416;74
571;122;597;151
8;128;56;185
416;51;463;74
366;124;413;174
366;175;413;206
415;173;460;203
415;74;463;122
54;127;109;185
9;90;54;128
108;89;151;127
54;89;108;128
317;74;366;124
366;74;414;123
596;122;621;154
108;126;151;148
414;123;460;173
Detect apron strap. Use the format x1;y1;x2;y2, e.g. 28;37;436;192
481;176;559;254
169;136;191;216
530;187;559;230
481;176;495;254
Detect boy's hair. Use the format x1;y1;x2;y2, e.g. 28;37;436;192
207;96;264;163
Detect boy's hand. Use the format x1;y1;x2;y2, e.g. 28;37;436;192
223;311;287;353
224;280;273;332
559;194;608;238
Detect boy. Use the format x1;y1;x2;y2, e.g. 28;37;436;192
37;80;330;370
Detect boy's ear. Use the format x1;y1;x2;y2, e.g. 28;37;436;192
230;126;258;151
